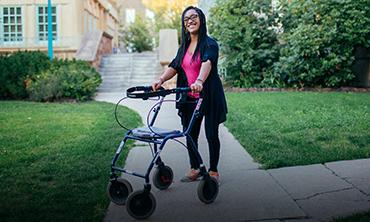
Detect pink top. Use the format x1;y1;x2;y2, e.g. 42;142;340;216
181;50;201;98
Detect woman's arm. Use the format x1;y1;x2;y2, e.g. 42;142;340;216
191;60;212;93
152;67;177;91
160;67;177;82
197;60;212;83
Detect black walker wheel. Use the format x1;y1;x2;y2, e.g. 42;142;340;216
152;165;174;190
197;176;219;204
126;190;156;220
107;178;133;205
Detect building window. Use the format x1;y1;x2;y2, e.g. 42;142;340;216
125;9;135;24
37;6;57;41
2;6;23;43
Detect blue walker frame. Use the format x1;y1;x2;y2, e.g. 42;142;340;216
107;86;219;220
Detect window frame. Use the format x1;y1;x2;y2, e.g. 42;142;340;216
36;5;58;43
0;5;24;45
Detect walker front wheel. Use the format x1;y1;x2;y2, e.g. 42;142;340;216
107;178;133;205
126;190;156;220
153;165;173;190
197;177;219;204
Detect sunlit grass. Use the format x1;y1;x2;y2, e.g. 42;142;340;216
225;92;370;169
0;101;141;221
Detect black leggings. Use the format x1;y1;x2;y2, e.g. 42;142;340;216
180;100;220;172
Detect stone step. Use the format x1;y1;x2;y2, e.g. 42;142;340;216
100;68;162;73
100;68;158;72
100;78;155;84
130;80;155;84
100;60;131;65
100;58;130;61
100;66;161;71
99;69;131;74
98;52;163;93
100;72;130;77
98;87;127;93
99;86;129;91
102;55;159;62
101;78;156;83
99;67;131;72
99;82;129;86
101;60;157;66
99;84;127;89
100;78;130;83
99;82;153;91
102;54;158;60
101;72;159;78
132;74;158;78
101;57;158;62
102;56;158;62
131;80;158;83
101;74;130;79
100;75;158;82
100;63;160;69
107;52;158;56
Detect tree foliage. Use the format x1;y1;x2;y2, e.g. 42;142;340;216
121;15;154;52
0;51;101;101
26;59;101;102
209;0;370;88
142;0;198;44
0;51;51;99
276;0;370;87
209;0;281;87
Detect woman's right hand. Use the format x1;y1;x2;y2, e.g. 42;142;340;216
152;78;164;91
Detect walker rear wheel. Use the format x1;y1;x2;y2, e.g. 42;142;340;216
126;190;156;220
197;177;219;204
153;165;173;190
107;178;133;205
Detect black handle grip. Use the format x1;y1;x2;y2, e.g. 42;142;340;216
173;87;191;93
126;86;190;100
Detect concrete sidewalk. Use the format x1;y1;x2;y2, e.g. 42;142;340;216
95;92;370;222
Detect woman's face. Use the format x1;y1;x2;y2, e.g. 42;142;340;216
184;9;200;35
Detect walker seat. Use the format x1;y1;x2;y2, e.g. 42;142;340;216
132;127;181;139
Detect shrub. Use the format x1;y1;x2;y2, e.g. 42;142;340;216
209;0;281;87
27;59;102;102
276;0;370;87
27;70;64;102
121;15;154;52
208;0;370;88
0;51;50;99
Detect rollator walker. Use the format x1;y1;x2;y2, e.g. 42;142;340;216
106;86;219;220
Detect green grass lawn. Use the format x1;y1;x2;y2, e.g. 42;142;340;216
0;101;141;222
225;92;370;169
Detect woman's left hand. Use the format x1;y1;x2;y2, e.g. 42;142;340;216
190;80;203;93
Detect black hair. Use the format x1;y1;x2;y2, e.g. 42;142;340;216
178;6;208;63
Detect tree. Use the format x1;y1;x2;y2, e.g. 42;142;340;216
209;0;281;87
209;0;370;88
276;0;370;87
142;0;198;44
121;15;154;52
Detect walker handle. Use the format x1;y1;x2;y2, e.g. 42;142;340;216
126;86;191;100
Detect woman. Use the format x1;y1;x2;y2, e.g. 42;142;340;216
152;6;227;183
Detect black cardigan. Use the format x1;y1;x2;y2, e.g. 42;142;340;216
169;36;228;124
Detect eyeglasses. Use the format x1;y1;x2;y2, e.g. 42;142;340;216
184;14;198;23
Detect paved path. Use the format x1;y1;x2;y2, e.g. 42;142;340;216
95;92;370;222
